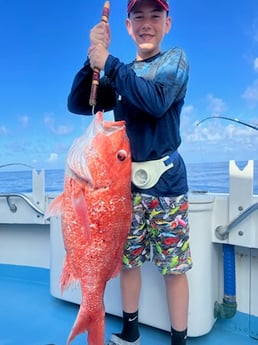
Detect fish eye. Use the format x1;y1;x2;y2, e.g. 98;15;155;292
117;149;128;161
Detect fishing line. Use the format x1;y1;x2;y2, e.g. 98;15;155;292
196;116;258;130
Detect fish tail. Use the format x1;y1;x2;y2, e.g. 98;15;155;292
66;306;105;345
87;311;105;345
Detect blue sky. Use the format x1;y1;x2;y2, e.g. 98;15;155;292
0;0;258;170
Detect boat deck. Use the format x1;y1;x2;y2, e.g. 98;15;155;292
1;264;257;345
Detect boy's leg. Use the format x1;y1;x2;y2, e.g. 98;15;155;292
150;194;192;345
119;267;141;341
164;273;189;330
107;268;141;344
107;193;148;344
120;267;141;313
164;273;189;345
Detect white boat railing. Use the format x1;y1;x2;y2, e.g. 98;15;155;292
0;193;45;215
215;202;258;240
0;168;48;224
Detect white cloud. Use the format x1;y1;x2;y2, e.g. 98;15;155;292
181;95;227;145
19;115;29;128
253;17;258;42
44;115;54;126
48;153;59;162
206;94;227;114
242;79;258;106
181;104;195;129
181;117;258;163
0;125;9;135
182;105;194;117
224;124;255;142
254;57;258;72
55;125;74;135
184;114;257;146
44;114;74;135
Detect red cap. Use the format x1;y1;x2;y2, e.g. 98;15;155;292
128;0;169;14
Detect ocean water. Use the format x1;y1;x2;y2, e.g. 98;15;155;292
0;161;257;195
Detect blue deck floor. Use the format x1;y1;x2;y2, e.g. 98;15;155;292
0;264;257;345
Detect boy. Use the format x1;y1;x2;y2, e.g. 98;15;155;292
67;1;192;344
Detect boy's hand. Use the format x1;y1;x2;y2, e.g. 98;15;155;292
88;44;109;71
88;21;110;71
90;22;111;49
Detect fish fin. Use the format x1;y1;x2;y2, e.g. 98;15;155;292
44;193;65;219
111;260;123;279
60;256;76;292
71;188;91;239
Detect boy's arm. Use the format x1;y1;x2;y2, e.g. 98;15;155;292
67;58;116;115
105;48;189;118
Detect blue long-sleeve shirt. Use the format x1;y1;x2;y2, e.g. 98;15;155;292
68;47;189;197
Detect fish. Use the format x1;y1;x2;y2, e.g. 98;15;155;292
45;111;132;345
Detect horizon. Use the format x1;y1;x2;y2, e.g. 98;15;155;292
0;160;257;195
0;159;257;173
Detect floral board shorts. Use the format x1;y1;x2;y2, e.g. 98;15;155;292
123;193;193;275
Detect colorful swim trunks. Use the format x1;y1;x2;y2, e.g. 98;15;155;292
123;193;192;275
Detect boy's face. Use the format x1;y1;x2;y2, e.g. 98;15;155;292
126;0;171;60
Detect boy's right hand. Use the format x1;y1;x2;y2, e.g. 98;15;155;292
90;22;111;50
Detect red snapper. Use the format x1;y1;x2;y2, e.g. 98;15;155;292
46;112;132;345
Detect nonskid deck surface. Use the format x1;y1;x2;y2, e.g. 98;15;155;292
0;264;256;345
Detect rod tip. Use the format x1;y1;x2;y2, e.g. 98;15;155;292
104;1;110;9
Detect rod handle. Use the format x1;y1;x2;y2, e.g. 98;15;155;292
89;1;110;107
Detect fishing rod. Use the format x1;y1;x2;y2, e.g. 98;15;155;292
89;1;110;110
196;116;258;130
0;163;35;170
